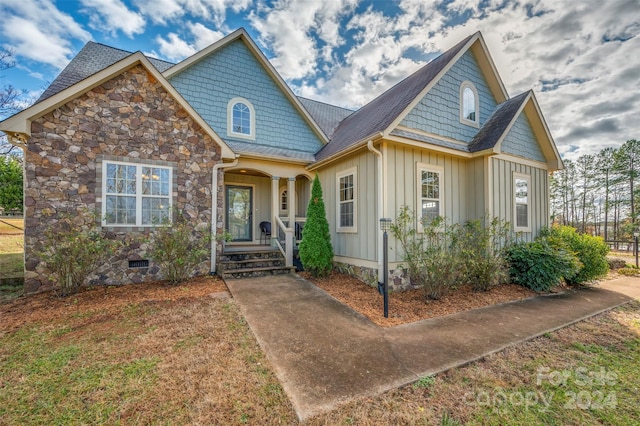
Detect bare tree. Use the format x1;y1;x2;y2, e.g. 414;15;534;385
1;47;25;156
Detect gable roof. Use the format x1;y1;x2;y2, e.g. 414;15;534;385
297;97;353;138
314;31;512;163
38;42;174;102
469;91;530;153
0;52;235;159
163;28;328;143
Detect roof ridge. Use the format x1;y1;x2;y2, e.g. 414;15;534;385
297;96;354;112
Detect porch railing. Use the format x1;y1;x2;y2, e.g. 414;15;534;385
274;216;294;267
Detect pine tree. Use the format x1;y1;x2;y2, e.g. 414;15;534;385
299;173;334;277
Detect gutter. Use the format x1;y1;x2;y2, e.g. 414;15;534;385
211;156;239;273
307;132;384;171
367;135;385;282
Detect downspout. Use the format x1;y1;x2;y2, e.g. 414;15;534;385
367;138;384;282
211;156;239;274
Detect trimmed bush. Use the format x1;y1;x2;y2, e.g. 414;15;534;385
149;214;211;284
456;217;512;292
299;174;334;277
38;209;121;296
540;226;609;285
391;207;460;300
506;238;581;292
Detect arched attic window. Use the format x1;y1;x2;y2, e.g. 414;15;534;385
460;82;479;127
227;97;255;140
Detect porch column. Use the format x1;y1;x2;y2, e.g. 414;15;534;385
271;176;280;246
288;177;296;236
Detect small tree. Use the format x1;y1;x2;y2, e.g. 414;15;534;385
299;174;333;277
148;213;211;284
38;209;121;296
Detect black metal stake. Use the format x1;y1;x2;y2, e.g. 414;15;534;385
635;235;638;268
383;229;389;318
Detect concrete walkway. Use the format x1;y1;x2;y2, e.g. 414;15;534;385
225;275;640;421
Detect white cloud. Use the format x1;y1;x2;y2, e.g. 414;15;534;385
248;0;359;80
80;0;146;37
134;0;251;27
0;0;91;69
156;22;224;61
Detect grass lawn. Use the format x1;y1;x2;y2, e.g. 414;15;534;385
0;218;24;301
1;276;639;425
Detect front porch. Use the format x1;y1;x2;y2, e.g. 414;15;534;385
217;162;312;272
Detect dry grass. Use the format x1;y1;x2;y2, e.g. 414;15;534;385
0;276;297;424
1;275;639;425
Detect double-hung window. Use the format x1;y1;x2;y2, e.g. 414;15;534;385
417;163;444;231
514;173;531;231
336;167;357;232
103;161;172;226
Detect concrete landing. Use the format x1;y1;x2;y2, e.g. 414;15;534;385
225;275;640;421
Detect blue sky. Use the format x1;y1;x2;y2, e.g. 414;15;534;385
1;0;639;160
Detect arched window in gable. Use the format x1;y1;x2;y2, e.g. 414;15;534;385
227;97;255;140
460;82;479;127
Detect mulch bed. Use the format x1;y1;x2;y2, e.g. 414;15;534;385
301;271;537;327
0;275;227;331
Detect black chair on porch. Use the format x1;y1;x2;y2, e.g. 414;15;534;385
259;221;272;245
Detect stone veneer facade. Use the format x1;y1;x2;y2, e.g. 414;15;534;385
24;65;221;292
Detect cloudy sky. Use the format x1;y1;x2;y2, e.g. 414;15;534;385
1;0;638;160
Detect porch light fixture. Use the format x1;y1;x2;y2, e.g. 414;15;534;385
379;218;392;318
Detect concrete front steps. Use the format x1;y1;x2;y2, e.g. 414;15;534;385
218;247;295;279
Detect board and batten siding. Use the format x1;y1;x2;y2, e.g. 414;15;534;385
490;157;549;241
385;144;470;263
318;150;378;262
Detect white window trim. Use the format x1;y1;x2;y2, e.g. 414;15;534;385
280;187;289;214
513;172;531;232
336;166;357;233
416;163;444;233
101;160;173;227
227;97;255;140
459;81;479;128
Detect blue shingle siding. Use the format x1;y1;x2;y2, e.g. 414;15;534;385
501;112;546;162
169;40;323;154
400;50;498;143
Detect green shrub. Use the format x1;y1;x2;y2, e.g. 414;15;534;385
391;208;460;300
38;209;121;296
618;267;640;276
299;174;334;277
456;217;512;292
149;214;211;284
506;238;581;292
540;225;609;285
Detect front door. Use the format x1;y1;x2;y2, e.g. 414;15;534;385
226;185;253;242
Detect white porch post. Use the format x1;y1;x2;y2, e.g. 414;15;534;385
288;177;296;234
271;176;279;246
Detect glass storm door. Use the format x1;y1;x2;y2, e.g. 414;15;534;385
226;185;253;242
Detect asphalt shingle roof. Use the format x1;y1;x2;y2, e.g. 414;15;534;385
38;42;174;102
314;33;475;162
297;97;353;139
468;91;530;152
